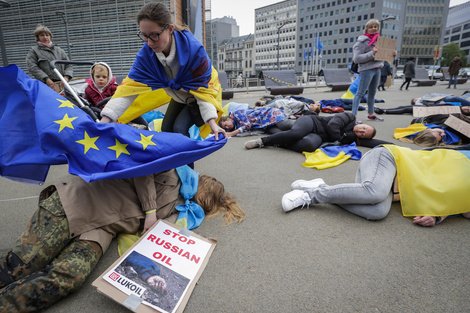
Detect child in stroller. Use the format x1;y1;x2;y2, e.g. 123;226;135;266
84;62;118;109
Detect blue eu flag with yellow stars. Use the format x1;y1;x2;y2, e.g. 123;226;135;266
0;65;226;184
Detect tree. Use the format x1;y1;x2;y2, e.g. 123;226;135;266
441;43;467;66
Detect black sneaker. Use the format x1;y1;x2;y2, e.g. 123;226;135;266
374;107;385;114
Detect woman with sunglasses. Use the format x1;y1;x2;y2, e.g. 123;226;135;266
100;2;226;142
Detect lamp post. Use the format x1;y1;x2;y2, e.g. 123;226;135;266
56;11;72;59
379;16;396;36
0;0;10;66
277;20;291;70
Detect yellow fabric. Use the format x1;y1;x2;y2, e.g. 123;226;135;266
112;66;223;138
222;103;230;116
340;89;354;100
117;232;142;256
393;123;427;139
302;150;351;169
175;217;188;229
384;145;470;217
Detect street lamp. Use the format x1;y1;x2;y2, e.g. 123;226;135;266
56;11;72;59
380;16;396;36
0;0;10;66
277;20;292;70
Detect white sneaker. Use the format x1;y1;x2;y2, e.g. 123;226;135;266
245;138;263;149
282;190;311;212
291;178;325;191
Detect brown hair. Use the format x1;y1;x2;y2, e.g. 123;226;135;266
194;175;245;226
91;64;108;77
34;24;53;41
217;116;235;131
136;2;188;31
412;129;442;147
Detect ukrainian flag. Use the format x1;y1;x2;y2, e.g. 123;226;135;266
384;145;470;217
112;30;222;138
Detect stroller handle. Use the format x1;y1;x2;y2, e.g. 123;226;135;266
50;60;94;70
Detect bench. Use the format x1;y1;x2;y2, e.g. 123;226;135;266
412;68;437;86
441;67;468;84
218;71;234;100
261;70;304;95
321;69;352;91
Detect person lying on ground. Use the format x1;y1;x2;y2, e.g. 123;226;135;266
394;112;470;147
375;105;470;115
244;112;389;153
281;144;470;226
218;107;295;137
411;93;470;106
258;97;321;118
0;168;244;312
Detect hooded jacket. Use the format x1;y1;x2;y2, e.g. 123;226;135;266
352;35;383;72
84;62;119;107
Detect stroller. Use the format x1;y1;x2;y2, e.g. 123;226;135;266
50;60;148;128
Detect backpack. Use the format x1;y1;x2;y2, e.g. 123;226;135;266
351;61;359;74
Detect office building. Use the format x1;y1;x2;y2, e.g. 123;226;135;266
217;33;255;79
207;16;239;70
0;0;207;77
443;1;470;64
254;0;297;74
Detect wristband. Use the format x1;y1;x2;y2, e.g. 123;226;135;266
145;209;157;214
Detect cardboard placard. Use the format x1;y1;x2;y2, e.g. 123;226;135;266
385;75;392;87
413;106;461;117
444;115;470;138
375;37;397;63
422;96;446;103
93;220;217;313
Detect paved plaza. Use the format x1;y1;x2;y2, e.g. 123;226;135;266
1;79;469;312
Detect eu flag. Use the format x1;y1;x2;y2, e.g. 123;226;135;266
0;65;226;184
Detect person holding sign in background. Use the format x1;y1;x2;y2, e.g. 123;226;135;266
0;169;244;312
351;19;396;123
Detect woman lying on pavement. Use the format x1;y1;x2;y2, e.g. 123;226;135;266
0;167;245;312
218;107;295;137
244;112;389;153
281;144;470;226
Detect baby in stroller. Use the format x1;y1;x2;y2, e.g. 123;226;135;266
84;62;118;109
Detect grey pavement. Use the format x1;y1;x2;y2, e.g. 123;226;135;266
1;79;469;312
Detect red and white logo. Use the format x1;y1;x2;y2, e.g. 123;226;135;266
108;272;120;281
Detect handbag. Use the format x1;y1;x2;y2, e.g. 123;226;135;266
351;61;359;74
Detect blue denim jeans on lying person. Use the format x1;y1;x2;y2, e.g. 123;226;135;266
352;68;381;116
306;147;397;220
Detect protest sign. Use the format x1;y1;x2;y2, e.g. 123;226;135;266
375;37;397;63
93;220;217;313
444;114;470;138
413;106;461;117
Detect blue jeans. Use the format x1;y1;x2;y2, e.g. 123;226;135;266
448;74;459;88
161;99;202;137
352;68;381;116
307;147;397;220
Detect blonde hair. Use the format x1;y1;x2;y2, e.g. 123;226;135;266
34;24;53;41
412;129;442;147
91;64;108;77
194;175;245;226
364;19;380;34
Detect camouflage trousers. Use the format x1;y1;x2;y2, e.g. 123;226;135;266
0;190;103;313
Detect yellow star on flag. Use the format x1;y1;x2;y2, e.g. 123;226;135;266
136;133;156;150
57;98;76;109
108;139;130;158
76;131;99;154
54;113;78;133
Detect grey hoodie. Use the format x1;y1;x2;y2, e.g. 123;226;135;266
352;35;383;72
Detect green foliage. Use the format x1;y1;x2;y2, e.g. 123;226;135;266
441;43;467;66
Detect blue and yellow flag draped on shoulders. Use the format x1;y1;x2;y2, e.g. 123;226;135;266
0;65;226;184
383;145;470;217
112;30;223;138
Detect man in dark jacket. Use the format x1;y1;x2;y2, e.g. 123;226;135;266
244;112;377;152
447;55;463;89
400;58;415;91
378;61;392;91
